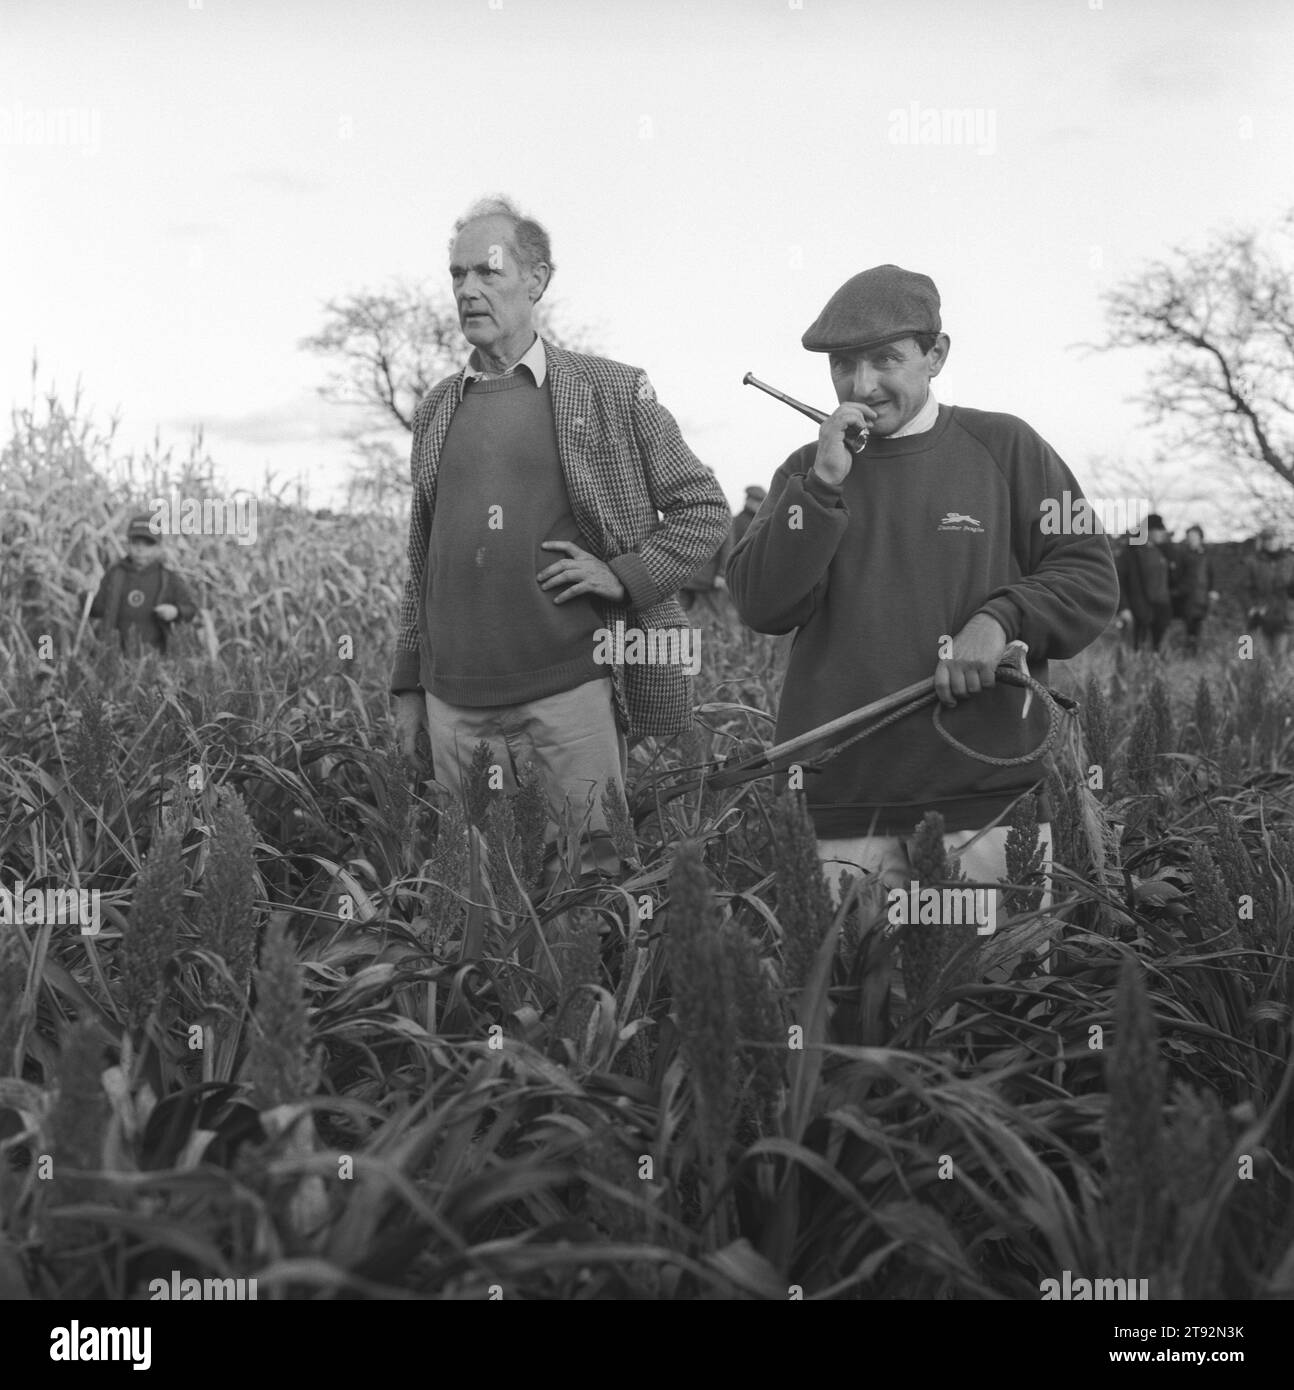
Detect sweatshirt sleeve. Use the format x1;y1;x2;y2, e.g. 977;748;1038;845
966;419;1119;661
726;448;851;633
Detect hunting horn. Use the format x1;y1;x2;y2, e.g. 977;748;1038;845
742;371;868;454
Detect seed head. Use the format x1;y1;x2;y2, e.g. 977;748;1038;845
0;931;26;1075
1104;956;1167;1268
464;740;495;830
1192;676;1217;757
666;840;738;1160
1003;792;1046;918
245;916;320;1109
196;788;258;1013
514;759;551;887
1148;676;1176;758
1081;675;1112;781
118;824;185;1031
723;920;784;1125
770;791;833;992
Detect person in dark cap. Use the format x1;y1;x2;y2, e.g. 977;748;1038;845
1244;526;1294;664
680;485;771;615
1170;524;1217;657
1115;512;1175;653
731;485;767;551
88;513;197;655
728;264;1118;909
679;521;733;617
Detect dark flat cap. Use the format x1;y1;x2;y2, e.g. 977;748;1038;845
744;485;767;500
126;513;160;540
802;264;941;353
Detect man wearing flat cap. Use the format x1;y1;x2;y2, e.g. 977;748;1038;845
728;264;1119;905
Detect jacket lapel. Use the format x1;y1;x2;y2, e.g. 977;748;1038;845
545;343;611;555
419;376;465;515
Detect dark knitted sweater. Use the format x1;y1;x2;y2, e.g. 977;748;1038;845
421;372;605;705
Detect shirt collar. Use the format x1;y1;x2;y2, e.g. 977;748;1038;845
460;334;547;398
888;389;939;438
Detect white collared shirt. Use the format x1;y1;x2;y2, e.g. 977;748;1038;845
889;389;939;438
460;333;547;397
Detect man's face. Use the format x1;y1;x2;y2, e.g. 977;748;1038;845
128;537;161;568
1186;530;1203;551
449;215;546;360
1264;533;1281;553
828;334;949;436
1149;528;1168;546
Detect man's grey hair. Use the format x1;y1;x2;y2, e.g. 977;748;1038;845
450;196;555;282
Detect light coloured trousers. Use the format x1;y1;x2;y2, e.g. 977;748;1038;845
425;677;628;875
817;822;1054;911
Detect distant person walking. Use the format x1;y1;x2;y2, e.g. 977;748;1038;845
1116;513;1174;653
678;527;731;617
1171;525;1218;657
730;485;767;551
1244;527;1294;664
679;486;769;617
89;514;196;656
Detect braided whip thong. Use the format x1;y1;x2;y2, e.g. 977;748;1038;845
632;655;1078;817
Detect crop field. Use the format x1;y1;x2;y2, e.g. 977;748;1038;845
1;395;1292;1301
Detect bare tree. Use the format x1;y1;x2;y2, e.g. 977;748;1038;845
301;279;603;512
300;280;602;434
1086;211;1294;521
1082;450;1237;535
300;281;463;434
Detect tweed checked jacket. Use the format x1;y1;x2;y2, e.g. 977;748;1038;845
391;340;730;740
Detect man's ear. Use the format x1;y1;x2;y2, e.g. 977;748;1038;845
927;332;951;378
529;261;552;303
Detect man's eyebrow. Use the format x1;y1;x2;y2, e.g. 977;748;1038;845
448;259;497;274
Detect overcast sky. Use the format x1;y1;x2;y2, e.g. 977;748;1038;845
3;0;1292;536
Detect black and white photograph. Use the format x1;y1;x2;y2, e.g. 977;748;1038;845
1;0;1292;1348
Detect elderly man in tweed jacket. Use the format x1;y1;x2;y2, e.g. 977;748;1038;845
392;196;729;874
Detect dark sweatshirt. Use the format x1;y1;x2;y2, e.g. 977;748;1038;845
727;403;1119;837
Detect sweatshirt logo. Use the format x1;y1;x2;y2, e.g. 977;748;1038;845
938;511;983;532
